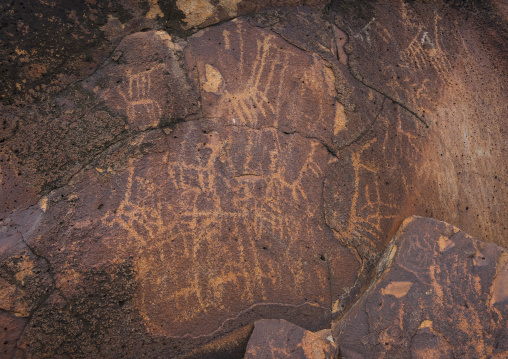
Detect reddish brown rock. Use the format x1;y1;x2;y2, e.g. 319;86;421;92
244;319;336;358
0;206;53;318
0;1;506;358
174;0;328;30
332;216;508;358
4;19;369;357
185;17;431;273
12;14;438;356
82;30;200;132
20;119;359;356
0;29;199;221
331;0;508;247
0;0;330;107
0;311;27;359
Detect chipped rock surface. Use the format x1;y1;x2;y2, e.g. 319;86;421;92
244;319;336;358
0;0;506;358
333;216;508;358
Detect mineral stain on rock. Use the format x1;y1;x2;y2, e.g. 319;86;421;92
0;0;506;358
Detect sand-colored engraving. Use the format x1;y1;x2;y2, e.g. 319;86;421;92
438;235;455;252
191;22;345;141
335;119;422;255
100;123;350;336
401;13;452;75
117;66;163;129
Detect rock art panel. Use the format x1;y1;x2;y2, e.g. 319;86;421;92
185;18;437;318
83;30;200;132
0;30;200;222
331;1;508;247
333;216;508;358
0;0;162;106
325;102;428;261
0;1;506;358
0;0;333;106
244;319;336;358
185;19;384;152
23;119;360;355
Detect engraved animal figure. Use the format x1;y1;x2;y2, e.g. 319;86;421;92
117;65;164;128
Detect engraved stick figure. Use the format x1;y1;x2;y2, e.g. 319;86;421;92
118;67;163;127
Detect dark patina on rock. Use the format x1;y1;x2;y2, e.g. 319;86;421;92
333;216;508;358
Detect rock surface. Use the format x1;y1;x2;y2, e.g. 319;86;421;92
333;216;508;358
0;0;506;358
244;319;336;359
330;0;508;249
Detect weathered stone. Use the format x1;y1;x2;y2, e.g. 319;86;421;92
0;0;506;358
244;319;336;358
175;0;328;29
21;118;359;356
330;0;508;247
185;17;431;272
0;310;27;359
333;216;508;358
82;30;200;132
0;0;330;107
0;30;200;222
0;206;53;318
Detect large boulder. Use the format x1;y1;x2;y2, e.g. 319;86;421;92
333;216;508;358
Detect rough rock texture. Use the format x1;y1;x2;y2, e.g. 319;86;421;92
330;0;508;248
1;0;329;106
0;311;27;359
0;0;506;358
333;216;508;358
244;319;336;358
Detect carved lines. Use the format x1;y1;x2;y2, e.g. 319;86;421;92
401;14;452;76
117;65;165;127
101;125;330;333
221;33;285;127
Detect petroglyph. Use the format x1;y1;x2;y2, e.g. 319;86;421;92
187;21;348;148
203;64;224;93
333;102;347;135
189;20;428;272
350;17;376;45
334;218;507;358
2;2;507;358
99;122;359;336
420;31;434;47
84;31;200;135
117;65;164;129
381;281;413;298
325;105;427;258
402;26;451;75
